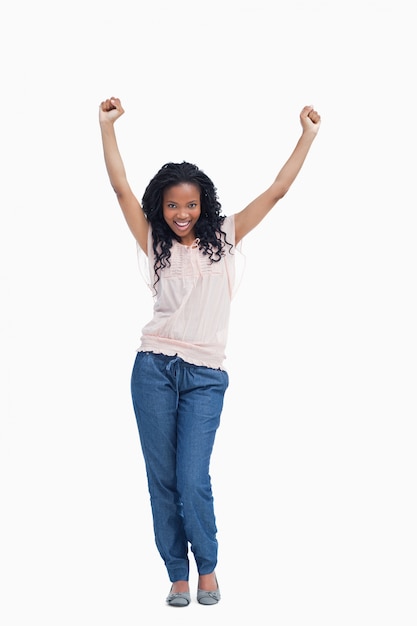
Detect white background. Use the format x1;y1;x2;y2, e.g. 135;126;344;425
1;0;416;624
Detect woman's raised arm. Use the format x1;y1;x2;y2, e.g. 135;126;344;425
99;97;149;254
234;105;321;245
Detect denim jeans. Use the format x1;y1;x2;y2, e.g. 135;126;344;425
131;351;229;582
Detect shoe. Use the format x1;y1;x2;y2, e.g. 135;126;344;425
197;578;221;605
166;587;191;607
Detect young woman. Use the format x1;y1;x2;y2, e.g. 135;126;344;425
99;97;321;606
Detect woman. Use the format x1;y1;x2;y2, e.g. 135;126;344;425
99;97;321;606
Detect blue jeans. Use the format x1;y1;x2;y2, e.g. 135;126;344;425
131;351;229;582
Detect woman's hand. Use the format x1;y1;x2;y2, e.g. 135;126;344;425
300;105;321;134
99;97;125;124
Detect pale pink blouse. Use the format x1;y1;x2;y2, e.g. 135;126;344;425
138;215;239;370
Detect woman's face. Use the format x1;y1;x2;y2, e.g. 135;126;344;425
162;182;202;245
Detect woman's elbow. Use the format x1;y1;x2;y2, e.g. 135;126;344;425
271;184;289;203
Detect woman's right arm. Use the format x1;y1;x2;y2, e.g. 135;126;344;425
99;97;148;254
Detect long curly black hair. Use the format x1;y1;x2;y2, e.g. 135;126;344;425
142;161;232;285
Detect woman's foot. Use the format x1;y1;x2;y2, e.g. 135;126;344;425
197;572;221;605
166;580;190;607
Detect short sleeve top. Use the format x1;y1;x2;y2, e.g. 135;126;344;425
138;215;238;369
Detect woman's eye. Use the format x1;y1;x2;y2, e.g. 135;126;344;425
189;203;197;208
167;203;176;209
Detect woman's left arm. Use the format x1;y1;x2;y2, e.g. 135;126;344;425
234;106;321;245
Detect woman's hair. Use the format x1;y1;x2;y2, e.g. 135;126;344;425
142;161;231;285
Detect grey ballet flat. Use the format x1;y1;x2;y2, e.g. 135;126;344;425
166;588;191;607
197;580;221;605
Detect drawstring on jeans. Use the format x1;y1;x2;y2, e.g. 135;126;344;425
165;355;181;376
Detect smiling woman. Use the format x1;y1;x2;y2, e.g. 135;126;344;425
162;183;201;245
98;96;320;607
